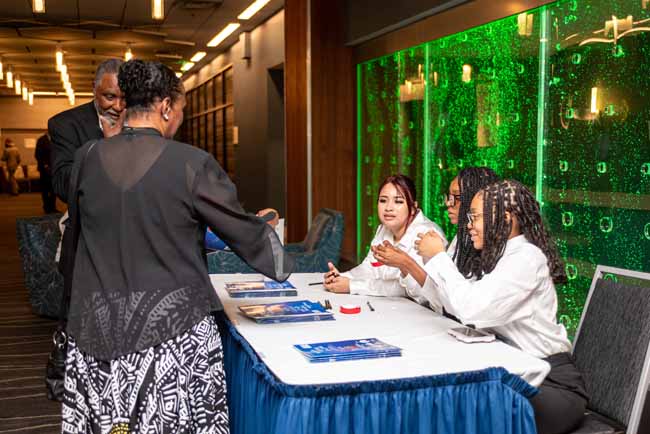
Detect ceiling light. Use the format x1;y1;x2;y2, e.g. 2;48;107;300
155;53;183;60
181;62;195;72
28;89;34;106
238;0;271;20
76;92;94;96
15;76;21;95
125;46;133;61
22;85;28;101
152;0;164;20
69;94;75;106
6;67;13;88
33;91;56;96
56;45;63;71
190;51;207;62
32;0;45;13
175;72;183;78
164;39;195;47
207;23;240;48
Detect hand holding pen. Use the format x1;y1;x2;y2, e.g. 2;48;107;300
323;261;350;293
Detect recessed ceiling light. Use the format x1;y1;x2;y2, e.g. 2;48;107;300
32;0;45;13
181;62;195;72
152;0;164;20
238;0;271;20
190;51;207;62
207;23;241;48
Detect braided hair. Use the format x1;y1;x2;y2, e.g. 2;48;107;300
478;180;566;284
453;167;499;278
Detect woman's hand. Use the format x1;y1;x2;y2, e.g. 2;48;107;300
371;241;408;269
256;208;280;227
415;231;446;259
323;261;350;293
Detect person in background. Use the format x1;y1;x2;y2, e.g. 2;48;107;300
324;174;447;308
35;134;57;213
49;58;125;203
1;138;21;195
415;179;587;434
61;59;294;433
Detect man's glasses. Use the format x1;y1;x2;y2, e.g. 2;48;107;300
445;193;462;207
466;212;483;226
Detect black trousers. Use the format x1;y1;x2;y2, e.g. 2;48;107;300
39;172;57;213
530;352;588;434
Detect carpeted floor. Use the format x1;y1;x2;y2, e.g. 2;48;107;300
0;193;62;433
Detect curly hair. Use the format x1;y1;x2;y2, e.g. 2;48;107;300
453;167;499;278
477;179;566;284
118;60;183;117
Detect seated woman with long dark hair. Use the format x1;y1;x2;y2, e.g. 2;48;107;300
415;179;587;434
61;60;293;433
324;174;446;306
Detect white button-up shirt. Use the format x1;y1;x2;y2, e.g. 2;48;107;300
423;235;571;359
342;211;446;305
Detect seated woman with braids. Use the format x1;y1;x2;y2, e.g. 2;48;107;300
415;179;587;434
324;174;446;306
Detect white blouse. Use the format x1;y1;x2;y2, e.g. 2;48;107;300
423;235;571;359
342;211;446;305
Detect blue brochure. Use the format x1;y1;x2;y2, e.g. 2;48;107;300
239;300;334;324
293;338;402;363
226;280;297;298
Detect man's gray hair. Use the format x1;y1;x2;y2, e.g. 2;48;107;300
93;59;124;89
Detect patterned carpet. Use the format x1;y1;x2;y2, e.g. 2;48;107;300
0;193;62;433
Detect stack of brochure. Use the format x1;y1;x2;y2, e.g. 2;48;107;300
239;300;334;324
225;280;297;298
293;338;402;363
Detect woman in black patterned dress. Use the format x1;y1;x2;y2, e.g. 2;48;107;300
62;60;294;433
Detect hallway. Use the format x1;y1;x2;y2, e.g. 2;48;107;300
0;193;61;433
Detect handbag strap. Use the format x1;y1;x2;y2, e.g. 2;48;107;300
58;140;98;325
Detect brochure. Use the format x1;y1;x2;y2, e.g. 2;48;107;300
239;300;334;324
293;338;402;363
226;280;297;298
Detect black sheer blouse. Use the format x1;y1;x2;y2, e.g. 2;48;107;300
66;127;294;360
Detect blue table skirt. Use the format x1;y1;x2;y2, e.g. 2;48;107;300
218;318;539;434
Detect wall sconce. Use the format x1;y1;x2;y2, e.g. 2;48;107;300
152;0;164;20
6;66;13;88
32;0;45;13
462;64;472;82
518;13;534;36
590;87;599;114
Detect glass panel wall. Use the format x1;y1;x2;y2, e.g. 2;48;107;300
357;0;650;334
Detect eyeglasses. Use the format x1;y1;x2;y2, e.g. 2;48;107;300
466;212;483;226
445;193;462;207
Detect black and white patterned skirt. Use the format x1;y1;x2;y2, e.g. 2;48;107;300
62;315;229;434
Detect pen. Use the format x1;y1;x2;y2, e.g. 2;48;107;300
308;282;324;286
366;301;375;312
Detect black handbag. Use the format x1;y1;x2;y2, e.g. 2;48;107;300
45;141;97;402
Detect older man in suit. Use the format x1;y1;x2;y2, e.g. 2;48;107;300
49;58;125;203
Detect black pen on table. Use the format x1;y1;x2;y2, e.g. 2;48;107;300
309;271;339;286
366;301;375;312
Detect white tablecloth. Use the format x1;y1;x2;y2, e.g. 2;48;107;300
210;273;551;387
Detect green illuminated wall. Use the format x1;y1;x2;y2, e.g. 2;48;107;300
357;0;650;335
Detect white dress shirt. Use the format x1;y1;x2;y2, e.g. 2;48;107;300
423;235;571;359
342;211;446;305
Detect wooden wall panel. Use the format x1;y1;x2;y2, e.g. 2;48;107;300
310;0;356;263
284;0;309;243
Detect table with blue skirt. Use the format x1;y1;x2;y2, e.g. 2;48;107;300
210;273;550;434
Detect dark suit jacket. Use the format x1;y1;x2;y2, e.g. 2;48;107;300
48;101;103;203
